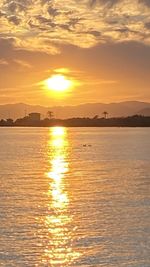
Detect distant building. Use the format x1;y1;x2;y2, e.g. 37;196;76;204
28;113;41;121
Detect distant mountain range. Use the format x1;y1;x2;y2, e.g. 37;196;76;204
0;101;150;120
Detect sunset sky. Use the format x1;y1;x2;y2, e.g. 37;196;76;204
0;0;150;106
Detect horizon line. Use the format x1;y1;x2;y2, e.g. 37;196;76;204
0;100;150;108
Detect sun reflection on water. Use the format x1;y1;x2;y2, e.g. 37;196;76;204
43;127;80;266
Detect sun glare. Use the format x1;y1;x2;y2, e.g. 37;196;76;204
52;126;66;136
45;74;73;92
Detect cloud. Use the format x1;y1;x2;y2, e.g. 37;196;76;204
0;0;150;55
139;0;150;7
14;59;32;68
90;0;150;8
47;6;60;17
0;59;8;65
8;15;20;25
145;21;150;29
0;37;15;58
54;68;71;74
89;0;119;7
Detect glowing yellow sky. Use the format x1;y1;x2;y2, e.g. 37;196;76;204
0;0;150;105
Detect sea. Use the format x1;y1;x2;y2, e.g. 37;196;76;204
0;127;150;267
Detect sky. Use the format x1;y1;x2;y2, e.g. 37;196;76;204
0;0;150;106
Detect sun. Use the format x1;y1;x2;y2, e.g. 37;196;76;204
45;74;73;92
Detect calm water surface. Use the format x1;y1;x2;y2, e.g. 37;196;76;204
0;127;150;267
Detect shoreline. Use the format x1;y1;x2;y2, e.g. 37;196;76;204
1;115;150;127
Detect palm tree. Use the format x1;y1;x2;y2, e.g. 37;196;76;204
47;111;54;120
102;111;108;119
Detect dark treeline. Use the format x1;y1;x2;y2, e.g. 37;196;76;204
0;115;150;127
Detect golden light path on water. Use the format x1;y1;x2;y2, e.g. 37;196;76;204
43;127;80;266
